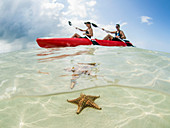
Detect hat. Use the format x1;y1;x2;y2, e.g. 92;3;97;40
84;22;91;24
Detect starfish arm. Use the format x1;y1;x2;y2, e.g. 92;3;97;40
76;104;85;114
67;97;82;104
86;100;102;110
87;95;100;101
76;96;87;114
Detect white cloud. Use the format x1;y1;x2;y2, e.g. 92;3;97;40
0;0;67;53
62;0;97;18
120;22;128;27
116;21;128;27
86;1;96;7
58;0;98;37
40;1;64;17
63;0;87;18
0;0;98;41
140;16;153;25
0;0;65;39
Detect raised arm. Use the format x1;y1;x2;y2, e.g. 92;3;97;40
102;28;116;34
76;27;86;32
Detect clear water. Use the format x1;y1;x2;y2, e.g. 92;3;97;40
0;46;170;128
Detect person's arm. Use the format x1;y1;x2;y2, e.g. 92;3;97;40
76;27;86;32
120;31;126;39
102;28;116;34
110;31;116;34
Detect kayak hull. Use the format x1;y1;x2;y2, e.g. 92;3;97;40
36;38;92;48
95;39;127;47
36;38;131;48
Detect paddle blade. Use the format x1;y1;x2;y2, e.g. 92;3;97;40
91;23;98;28
68;21;72;26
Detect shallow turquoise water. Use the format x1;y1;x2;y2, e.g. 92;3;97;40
0;46;170;128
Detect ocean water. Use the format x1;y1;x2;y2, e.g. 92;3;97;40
0;46;170;128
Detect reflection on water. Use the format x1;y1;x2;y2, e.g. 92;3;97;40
36;48;61;56
63;63;98;89
38;70;50;75
0;46;170;127
38;50;89;62
37;47;96;62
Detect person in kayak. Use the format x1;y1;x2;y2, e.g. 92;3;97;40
71;22;93;38
102;24;126;40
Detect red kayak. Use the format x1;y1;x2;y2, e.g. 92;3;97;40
36;38;133;48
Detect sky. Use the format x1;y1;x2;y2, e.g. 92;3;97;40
0;0;170;53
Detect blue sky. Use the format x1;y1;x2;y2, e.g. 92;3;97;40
0;0;170;53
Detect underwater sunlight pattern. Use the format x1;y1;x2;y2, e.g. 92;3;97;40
0;46;170;128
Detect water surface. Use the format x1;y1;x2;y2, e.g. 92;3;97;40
0;46;170;128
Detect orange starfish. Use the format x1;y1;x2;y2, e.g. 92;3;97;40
67;93;102;114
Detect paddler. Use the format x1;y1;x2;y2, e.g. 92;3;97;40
71;22;93;38
102;24;126;40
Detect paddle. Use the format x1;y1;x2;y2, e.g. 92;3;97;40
68;21;99;45
91;23;110;33
68;21;81;30
91;23;127;43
